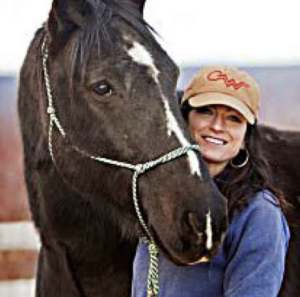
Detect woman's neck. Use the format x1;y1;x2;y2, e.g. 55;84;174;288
206;161;229;177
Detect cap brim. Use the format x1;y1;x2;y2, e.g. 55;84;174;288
188;93;255;124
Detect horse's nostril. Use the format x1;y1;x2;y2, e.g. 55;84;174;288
187;212;204;246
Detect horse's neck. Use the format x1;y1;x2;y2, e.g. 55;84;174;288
37;166;136;297
39;233;134;297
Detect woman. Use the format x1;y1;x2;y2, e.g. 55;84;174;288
132;66;290;297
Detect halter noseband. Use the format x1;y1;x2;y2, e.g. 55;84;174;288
41;35;201;297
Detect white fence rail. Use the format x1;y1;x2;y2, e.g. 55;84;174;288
0;222;40;251
0;280;36;297
0;221;39;297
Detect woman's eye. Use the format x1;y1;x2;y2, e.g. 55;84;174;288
195;107;213;115
92;80;113;96
228;115;242;123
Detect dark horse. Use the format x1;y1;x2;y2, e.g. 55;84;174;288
259;126;300;297
18;0;227;296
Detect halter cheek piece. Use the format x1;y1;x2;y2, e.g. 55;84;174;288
41;35;201;297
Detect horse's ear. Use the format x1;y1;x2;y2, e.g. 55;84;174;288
125;0;146;15
133;0;146;14
47;0;91;52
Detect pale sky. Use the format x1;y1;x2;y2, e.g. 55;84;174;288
1;0;300;74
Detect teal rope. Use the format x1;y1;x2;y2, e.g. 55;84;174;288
147;242;160;297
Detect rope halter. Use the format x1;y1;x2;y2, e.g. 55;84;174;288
41;35;202;297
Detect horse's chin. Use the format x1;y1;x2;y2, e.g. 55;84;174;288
161;245;220;266
158;247;209;266
188;256;210;264
150;228;219;266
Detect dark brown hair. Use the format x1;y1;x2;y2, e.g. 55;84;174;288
215;124;289;219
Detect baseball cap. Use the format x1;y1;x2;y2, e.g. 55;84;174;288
181;66;261;124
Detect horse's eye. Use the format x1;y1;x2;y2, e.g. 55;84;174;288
92;80;113;96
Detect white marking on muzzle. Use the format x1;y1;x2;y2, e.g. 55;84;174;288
127;41;201;177
205;211;213;251
188;255;210;265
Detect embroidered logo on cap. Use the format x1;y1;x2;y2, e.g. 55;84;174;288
207;70;250;90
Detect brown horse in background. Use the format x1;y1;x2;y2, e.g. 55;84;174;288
259;125;300;297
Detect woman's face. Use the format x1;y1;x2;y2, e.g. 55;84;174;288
188;104;248;175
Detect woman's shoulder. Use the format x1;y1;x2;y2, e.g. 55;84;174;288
224;190;290;256
252;189;280;207
235;189;280;219
224;188;290;254
230;189;289;236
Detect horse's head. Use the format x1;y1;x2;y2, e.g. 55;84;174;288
41;0;227;264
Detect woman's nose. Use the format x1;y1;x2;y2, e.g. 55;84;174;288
210;115;225;132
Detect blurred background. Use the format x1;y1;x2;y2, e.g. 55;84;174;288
1;0;300;296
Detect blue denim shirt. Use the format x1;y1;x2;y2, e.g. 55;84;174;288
131;190;290;297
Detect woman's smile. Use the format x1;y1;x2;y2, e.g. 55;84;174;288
202;135;228;146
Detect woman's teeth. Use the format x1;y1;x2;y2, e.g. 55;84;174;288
204;137;225;145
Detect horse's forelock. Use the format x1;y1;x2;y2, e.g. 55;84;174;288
61;1;158;86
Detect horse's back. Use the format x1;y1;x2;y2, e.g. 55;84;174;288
259;125;300;205
259;125;300;297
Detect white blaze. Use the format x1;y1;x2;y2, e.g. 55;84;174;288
127;41;201;177
162;98;201;176
205;211;213;250
128;41;159;81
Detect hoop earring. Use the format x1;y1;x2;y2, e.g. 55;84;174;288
230;148;250;168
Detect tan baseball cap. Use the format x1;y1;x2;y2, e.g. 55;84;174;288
181;66;261;124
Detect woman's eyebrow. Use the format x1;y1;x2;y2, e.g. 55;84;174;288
224;106;239;114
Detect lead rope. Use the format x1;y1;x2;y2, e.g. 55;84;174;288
41;36;201;297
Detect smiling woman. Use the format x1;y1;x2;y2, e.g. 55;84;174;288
132;66;290;297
